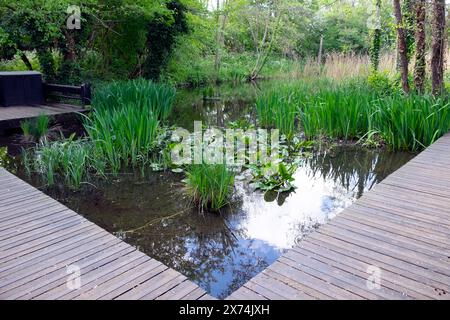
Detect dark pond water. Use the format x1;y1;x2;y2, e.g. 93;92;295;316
3;81;416;298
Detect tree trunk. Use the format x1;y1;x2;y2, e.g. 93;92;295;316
403;0;416;59
431;0;446;95
414;0;426;93
393;0;410;93
20;53;33;70
369;0;382;71
317;34;323;64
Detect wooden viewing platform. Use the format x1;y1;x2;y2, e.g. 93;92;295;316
0;168;213;300
1;135;450;300
0;103;86;131
227;133;450;300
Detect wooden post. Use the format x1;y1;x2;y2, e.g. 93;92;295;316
81;83;91;107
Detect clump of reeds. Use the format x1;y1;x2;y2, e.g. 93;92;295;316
184;163;235;212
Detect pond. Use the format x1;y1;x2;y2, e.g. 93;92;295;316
4;80;416;298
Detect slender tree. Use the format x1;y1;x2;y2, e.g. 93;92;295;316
414;0;426;93
403;0;416;59
431;0;446;95
393;0;410;93
369;0;382;71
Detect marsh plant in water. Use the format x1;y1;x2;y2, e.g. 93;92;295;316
0;147;12;168
23;135;97;189
256;88;298;139
20;114;54;143
23;80;177;188
92;79;176;121
256;80;450;151
184;163;235;212
84;79;176;173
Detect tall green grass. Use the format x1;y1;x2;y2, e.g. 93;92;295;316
83;79;177;173
256;80;450;151
24;80;177;188
372;94;450;150
255;87;299;138
184;164;235;212
84;104;159;173
25;137;94;189
20;114;51;143
92;79;176;121
298;84;376;140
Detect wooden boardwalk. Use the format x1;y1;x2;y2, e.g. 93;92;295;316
227;134;450;300
0;104;85;130
0;168;213;300
1;135;450;300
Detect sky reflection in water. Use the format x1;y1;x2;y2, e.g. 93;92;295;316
33;146;413;298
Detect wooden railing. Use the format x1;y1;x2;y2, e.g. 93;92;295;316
43;83;91;107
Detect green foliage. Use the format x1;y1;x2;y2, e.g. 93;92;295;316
24;135;93;189
92;79;176;121
24;79;177;187
402;0;416;59
255;79;450;151
0;147;11;168
369;27;381;71
0;0;188;82
249;161;297;193
255;87;298;138
84;79;176;173
184;163;235;211
372;94;450;150
367;70;395;92
20;114;51;143
85;109;157;174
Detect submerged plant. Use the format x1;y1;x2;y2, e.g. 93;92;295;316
184;163;235;212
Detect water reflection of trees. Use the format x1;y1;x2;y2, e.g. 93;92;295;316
305;147;415;198
170;82;262;130
35;169;274;298
125;209;271;298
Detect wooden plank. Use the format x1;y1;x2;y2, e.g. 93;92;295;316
5;242;134;300
37;252;151;300
291;244;412;299
0;169;206;300
115;268;182;300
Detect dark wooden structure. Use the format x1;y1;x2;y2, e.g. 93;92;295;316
44;83;91;107
0;71;43;107
0;71;91;132
227;133;450;300
0;168;214;300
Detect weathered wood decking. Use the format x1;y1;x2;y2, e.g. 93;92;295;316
0;104;85;130
1;135;450;300
0;168;212;300
227;133;450;300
